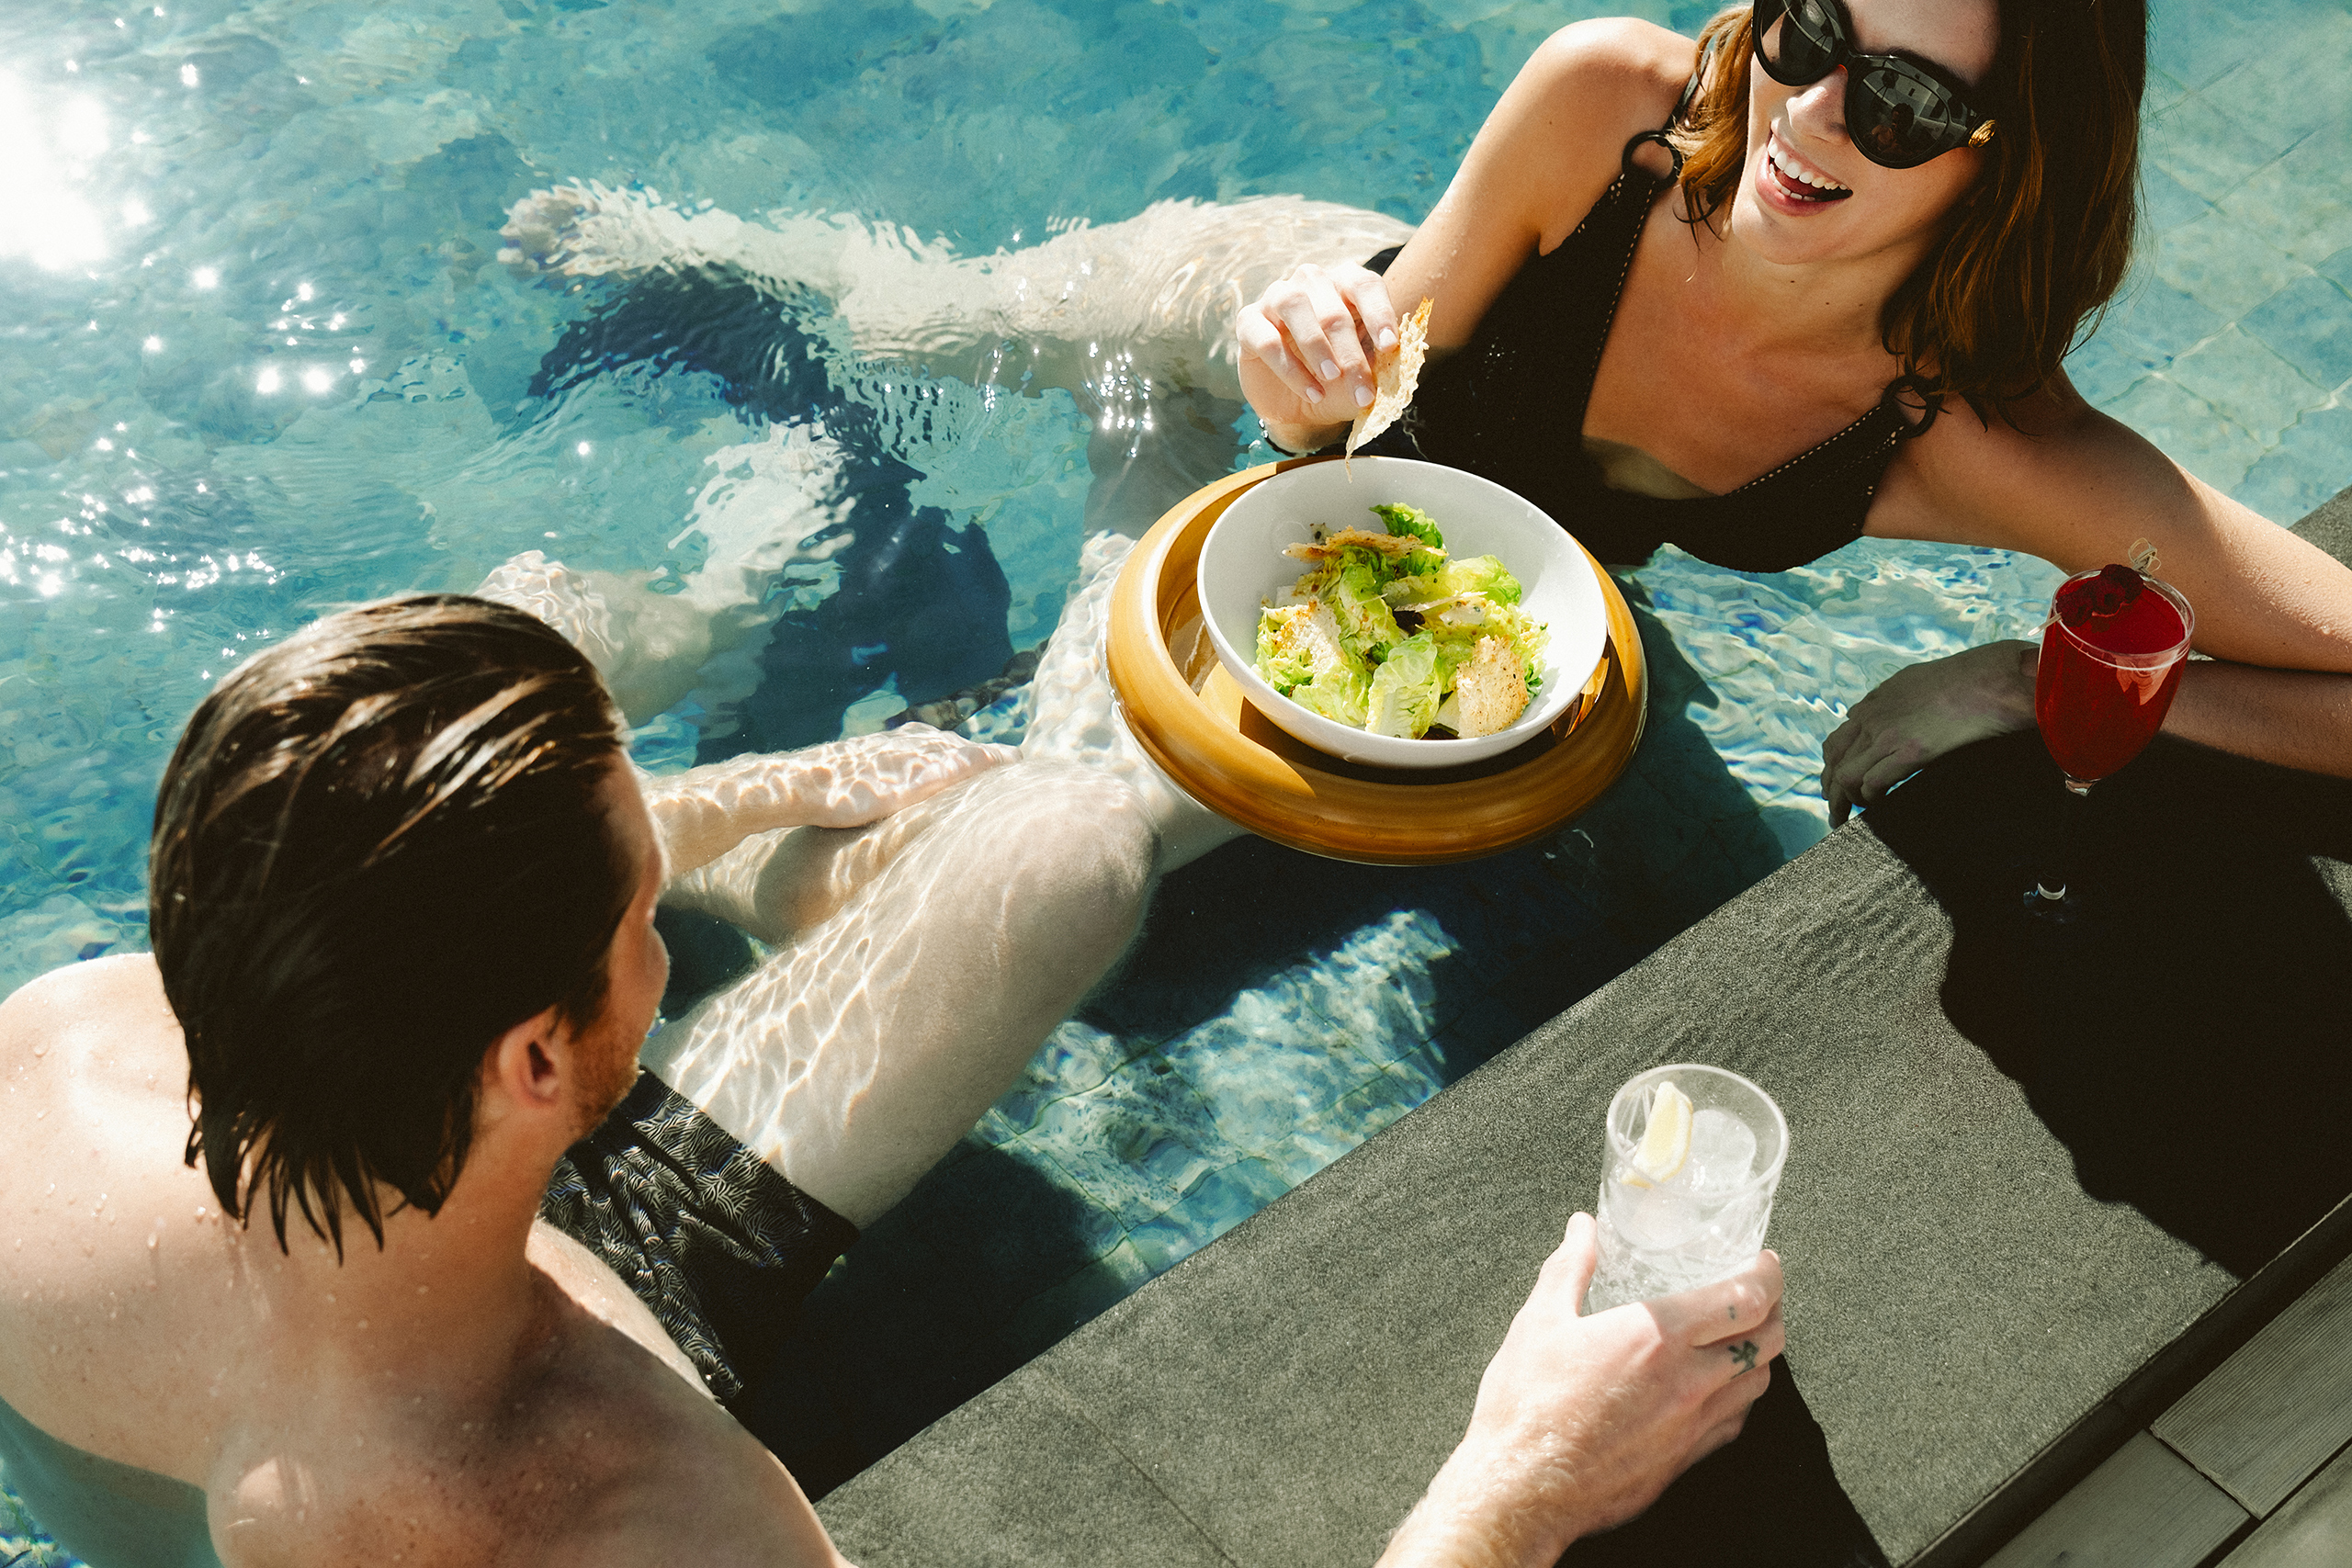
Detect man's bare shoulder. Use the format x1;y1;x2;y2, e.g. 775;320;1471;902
2;950;168;1024
1;953;187;1120
215;1315;848;1568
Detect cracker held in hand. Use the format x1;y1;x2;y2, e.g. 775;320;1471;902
1346;297;1433;476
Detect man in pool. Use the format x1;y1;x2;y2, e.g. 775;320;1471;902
0;594;1781;1566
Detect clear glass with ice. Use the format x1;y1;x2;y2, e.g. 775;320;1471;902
1584;1064;1789;1314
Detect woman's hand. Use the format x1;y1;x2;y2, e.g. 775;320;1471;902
1236;262;1401;448
1821;640;2039;824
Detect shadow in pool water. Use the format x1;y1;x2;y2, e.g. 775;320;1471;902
1867;730;2352;1277
530;272;1018;756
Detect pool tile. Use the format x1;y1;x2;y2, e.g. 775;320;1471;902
2142;65;2192;118
2242;275;2352;394
2154;210;2313;325
2199;7;2352;155
990;1019;1145;1135
1166;1010;1387;1156
2140;163;2216;235
2165;325;2331;447
2143;91;2272;205
2239;407;2352;524
1023;1061;1246;1232
2105;375;2271;494
1123;1156;1296;1275
2098;278;2224;373
2148;8;2271;91
2323;247;2352;293
2216;116;2352;267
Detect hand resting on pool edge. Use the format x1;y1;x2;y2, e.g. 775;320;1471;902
0;595;1780;1566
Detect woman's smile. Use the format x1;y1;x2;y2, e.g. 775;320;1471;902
1769;131;1853;208
1756;128;1855;213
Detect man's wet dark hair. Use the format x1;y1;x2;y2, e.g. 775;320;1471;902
149;594;633;1254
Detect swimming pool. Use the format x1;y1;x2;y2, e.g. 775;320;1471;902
3;0;2347;1543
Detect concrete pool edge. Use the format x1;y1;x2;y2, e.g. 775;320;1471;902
813;486;2352;1568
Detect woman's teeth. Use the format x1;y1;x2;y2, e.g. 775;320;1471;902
1770;152;1851;201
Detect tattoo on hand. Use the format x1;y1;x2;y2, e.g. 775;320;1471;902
1730;1340;1758;1374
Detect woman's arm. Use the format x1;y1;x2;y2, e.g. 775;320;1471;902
1237;19;1693;452
1825;380;2352;816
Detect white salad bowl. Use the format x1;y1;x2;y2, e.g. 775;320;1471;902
1197;457;1609;770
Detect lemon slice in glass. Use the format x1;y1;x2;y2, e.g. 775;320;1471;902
1621;1080;1693;1188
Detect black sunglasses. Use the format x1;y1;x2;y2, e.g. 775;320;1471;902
1751;0;1996;170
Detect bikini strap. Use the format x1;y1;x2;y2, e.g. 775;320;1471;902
1620;129;1685;184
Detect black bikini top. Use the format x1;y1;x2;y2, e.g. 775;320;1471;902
1360;128;1937;572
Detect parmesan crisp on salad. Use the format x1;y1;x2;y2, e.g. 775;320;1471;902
1252;503;1549;739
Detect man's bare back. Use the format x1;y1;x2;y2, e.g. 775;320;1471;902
0;956;840;1567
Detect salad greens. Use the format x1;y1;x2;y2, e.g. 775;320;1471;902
1253;503;1549;740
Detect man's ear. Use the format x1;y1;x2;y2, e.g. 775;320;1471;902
481;1005;568;1115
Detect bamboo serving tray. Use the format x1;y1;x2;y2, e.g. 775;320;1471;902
1105;457;1648;865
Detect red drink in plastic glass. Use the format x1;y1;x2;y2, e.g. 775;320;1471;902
2035;564;2195;791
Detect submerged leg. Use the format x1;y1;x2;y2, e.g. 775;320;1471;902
638;760;1155;1229
1021;531;1249;875
501;184;1415;406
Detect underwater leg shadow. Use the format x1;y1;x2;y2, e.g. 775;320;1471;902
526;270;1019;757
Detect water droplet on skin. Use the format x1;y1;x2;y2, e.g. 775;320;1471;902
29;1043;46;1057
147;1233;157;1250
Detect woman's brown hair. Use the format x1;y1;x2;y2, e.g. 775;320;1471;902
1671;0;2146;415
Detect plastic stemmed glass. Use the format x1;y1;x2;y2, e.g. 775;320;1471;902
2028;564;2196;910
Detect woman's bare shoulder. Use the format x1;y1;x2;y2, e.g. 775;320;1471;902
1487;19;1694;239
1517;18;1691;137
1524;15;1698;101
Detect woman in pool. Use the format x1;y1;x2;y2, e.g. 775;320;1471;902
1237;0;2352;813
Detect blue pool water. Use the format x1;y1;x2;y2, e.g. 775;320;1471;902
4;0;2349;1545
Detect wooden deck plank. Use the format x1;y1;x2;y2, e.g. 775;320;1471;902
2217;1439;2352;1567
2154;1252;2352;1514
1982;1432;2248;1568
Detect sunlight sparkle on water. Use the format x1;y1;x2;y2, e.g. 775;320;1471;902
255;367;281;394
0;75;110;270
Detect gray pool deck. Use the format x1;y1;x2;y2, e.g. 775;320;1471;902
816;486;2352;1568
